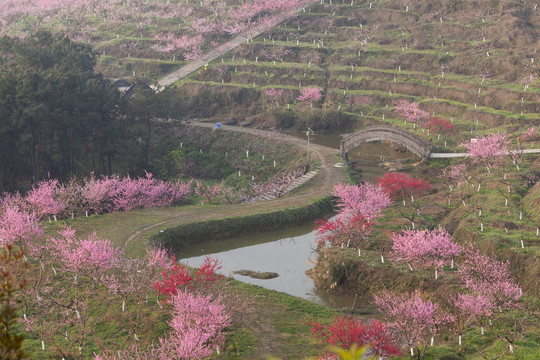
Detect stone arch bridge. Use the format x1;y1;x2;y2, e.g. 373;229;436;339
340;126;432;161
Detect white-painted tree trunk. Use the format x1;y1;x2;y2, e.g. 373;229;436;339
381;254;385;263
481;326;484;335
122;300;125;312
408;263;413;271
435;269;438;279
521;239;524;248
431;337;434;346
459;335;462;345
410;347;414;356
358;248;361;256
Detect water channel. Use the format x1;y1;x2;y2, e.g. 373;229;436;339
178;137;414;309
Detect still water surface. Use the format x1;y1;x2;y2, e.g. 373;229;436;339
177;223;359;308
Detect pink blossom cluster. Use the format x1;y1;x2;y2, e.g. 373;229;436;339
48;227;122;277
297;87;323;107
250;168;305;199
1;173;191;220
314;213;374;249
160;291;231;359
314;182;391;250
520;126;537;141
392;226;461;277
458;249;522;309
464;133;509;171
394;99;430;125
345;94;371;108
441;163;466;183
0;205;43;249
333;183;392;220
194;180;235;204
263;88;284;105
373;290;450;353
455;293;493;323
152;33;203;60
93;291;231;360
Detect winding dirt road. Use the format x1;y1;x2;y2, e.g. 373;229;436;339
117;122;348;254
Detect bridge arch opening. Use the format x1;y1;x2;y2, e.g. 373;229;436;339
340;126;432;162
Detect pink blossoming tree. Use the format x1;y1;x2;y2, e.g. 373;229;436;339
297;87;323;108
26;179;66;221
392;226;461;279
374;290;451;357
394;100;430;127
0;205;43;252
464;133;509;173
458;248;522;310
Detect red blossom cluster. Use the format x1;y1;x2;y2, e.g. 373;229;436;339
154;256;224;299
314;213;374;249
377;172;430;203
427;117;454;134
306;316;401;359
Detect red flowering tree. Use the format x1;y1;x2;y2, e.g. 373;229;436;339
154;256;223;299
377;172;430;205
427;117;454;136
314;213;374;250
306;316;401;359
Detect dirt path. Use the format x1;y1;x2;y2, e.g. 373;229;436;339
157;0;320;89
118;122;348;253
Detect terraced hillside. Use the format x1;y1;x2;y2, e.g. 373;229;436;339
0;0;311;80
171;0;539;147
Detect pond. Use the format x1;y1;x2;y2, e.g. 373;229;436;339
176;223;367;309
